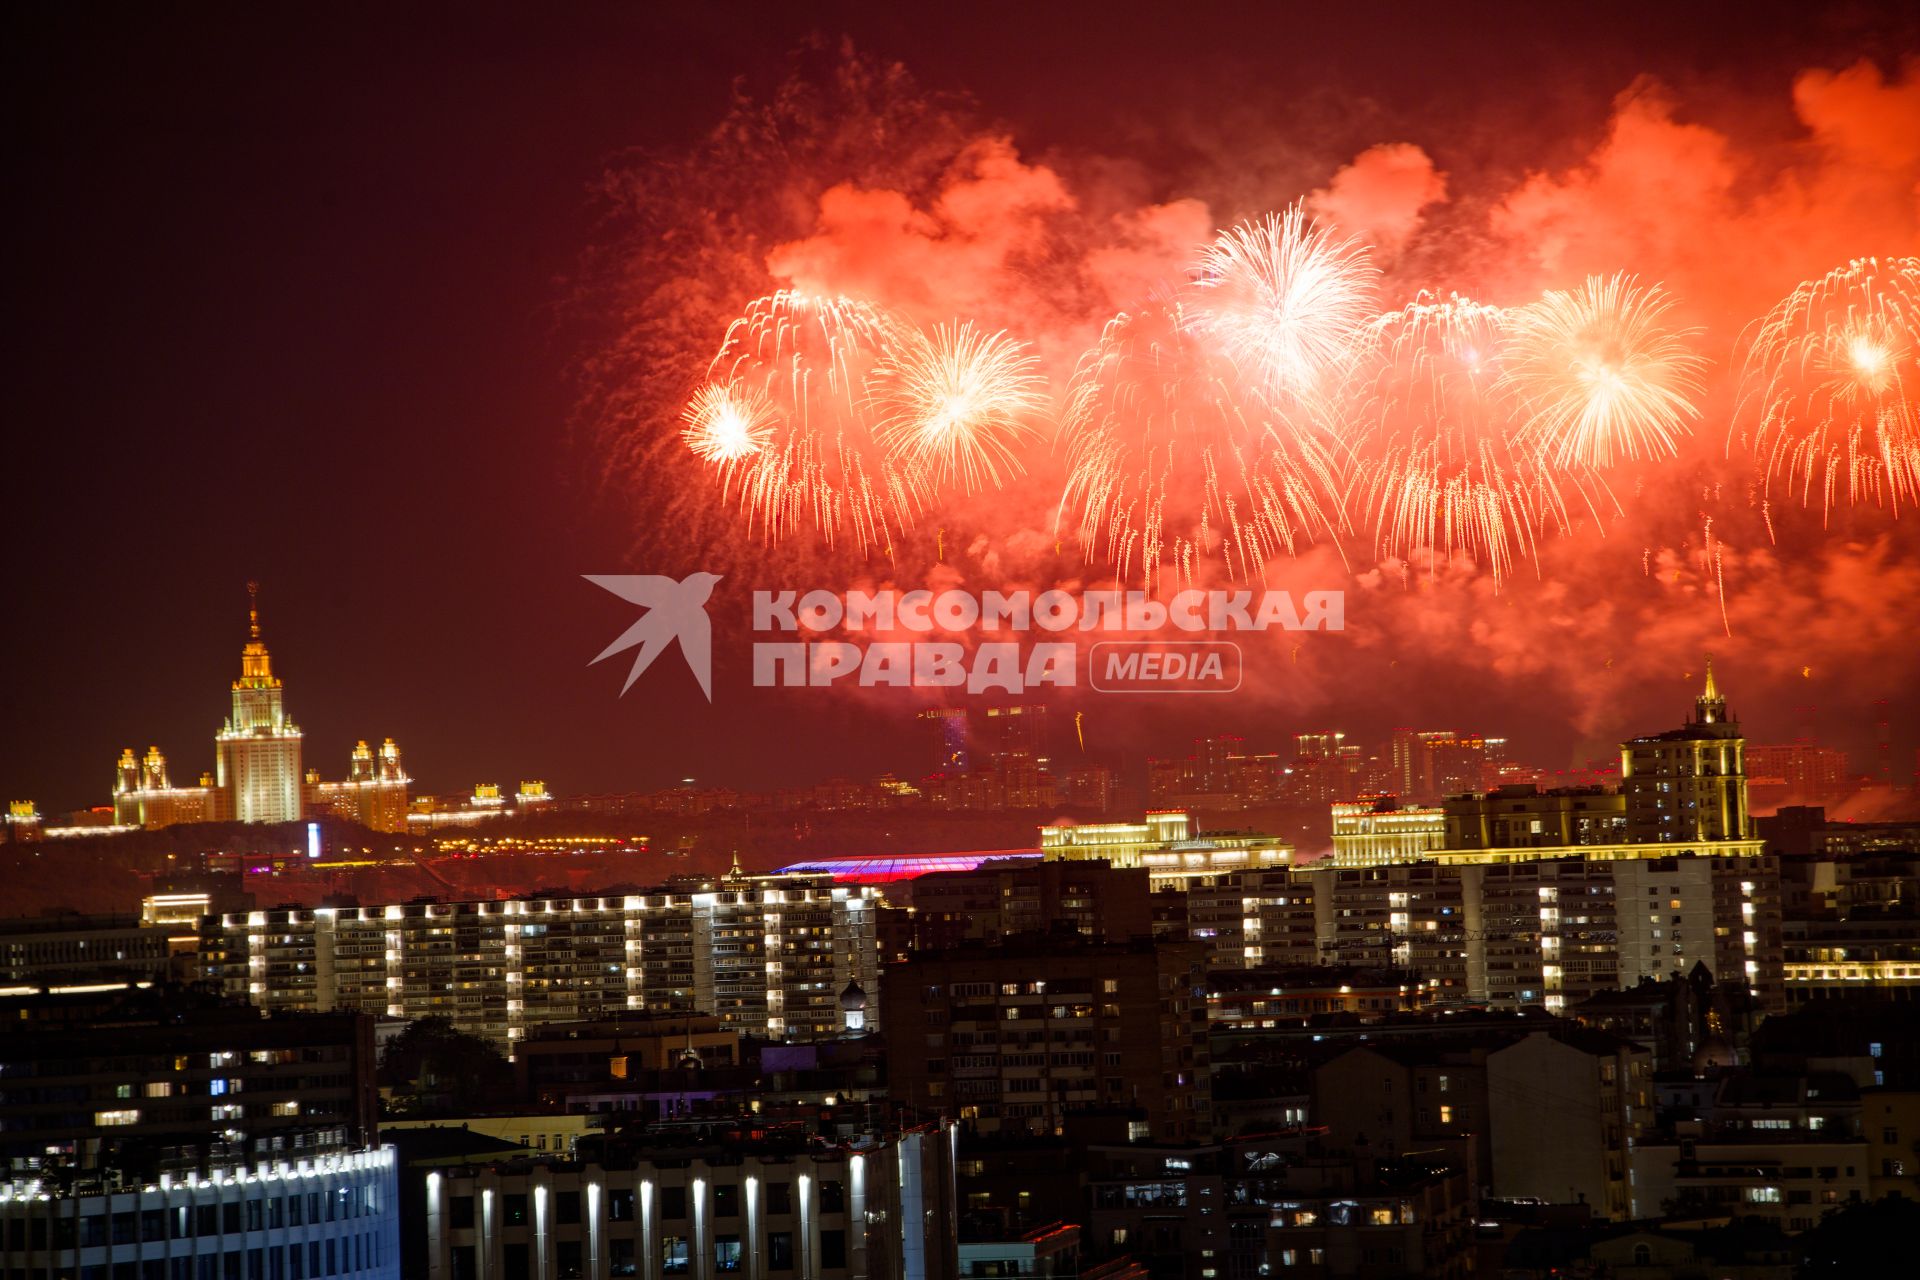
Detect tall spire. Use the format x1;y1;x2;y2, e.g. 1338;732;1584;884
1694;652;1729;727
236;581;278;690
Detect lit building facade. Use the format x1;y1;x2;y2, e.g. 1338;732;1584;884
1327;664;1764;870
1182;856;1783;1012
3;801;41;842
113;746;223;828
0;914;175;985
200;875;880;1049
0;985;394;1278
1330;797;1447;867
1441;785;1628;850
418;1121;958;1280
214;587;304;823
305;739;410;833
1038;813;1292;889
111;586;411;830
1622;658;1750;843
0;1149;400;1280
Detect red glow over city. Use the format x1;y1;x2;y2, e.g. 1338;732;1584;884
6;8;1920;1277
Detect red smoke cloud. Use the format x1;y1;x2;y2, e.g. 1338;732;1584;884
586;49;1920;764
1309;142;1448;261
1486;61;1920;318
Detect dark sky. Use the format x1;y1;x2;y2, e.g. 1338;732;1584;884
5;2;1917;813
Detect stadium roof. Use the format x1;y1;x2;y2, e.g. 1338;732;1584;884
773;850;1043;883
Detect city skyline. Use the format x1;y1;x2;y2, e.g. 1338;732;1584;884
7;4;1920;816
9;582;1901;821
10;6;1920;1278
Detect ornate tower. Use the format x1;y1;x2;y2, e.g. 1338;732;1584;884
1693;654;1730;728
1622;655;1749;843
215;582;304;823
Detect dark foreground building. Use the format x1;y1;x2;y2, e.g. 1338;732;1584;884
0;982;397;1279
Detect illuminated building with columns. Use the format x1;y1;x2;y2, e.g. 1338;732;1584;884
1038;811;1292;889
1330;796;1446;867
110;586;411;830
1621;656;1749;843
214;585;304;823
113;745;222;827
418;1118;958;1280
305;738;411;833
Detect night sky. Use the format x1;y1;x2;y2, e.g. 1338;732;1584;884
6;2;1918;814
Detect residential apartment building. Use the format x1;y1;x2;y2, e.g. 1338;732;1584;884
882;937;1211;1143
1183;855;1782;1013
200;875;880;1049
903;859;1152;949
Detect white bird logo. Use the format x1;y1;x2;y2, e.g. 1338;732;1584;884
585;572;723;701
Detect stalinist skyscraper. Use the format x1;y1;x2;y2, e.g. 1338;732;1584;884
213;582;304;823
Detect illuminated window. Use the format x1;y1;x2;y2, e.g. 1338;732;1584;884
1439;1106;1454;1124
95;1109;140;1126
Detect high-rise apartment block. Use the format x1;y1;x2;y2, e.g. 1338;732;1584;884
1184;856;1782;1013
200;875;879;1048
882;937;1211;1142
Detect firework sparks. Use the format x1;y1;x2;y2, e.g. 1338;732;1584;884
1502;273;1706;470
1349;294;1611;581
1187;204;1379;412
869;323;1047;493
686;290;919;551
682;382;774;466
1737;256;1920;516
1058;301;1345;594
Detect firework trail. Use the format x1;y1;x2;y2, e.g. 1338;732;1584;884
1347;294;1611;581
689;290;919;552
1737;256;1920;518
869;323;1047;494
1057;301;1346;594
1502;273;1707;470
